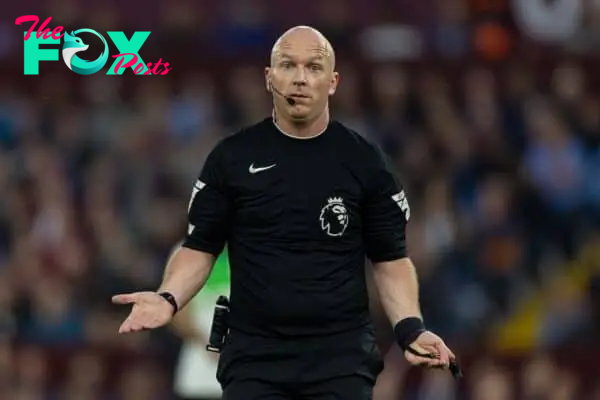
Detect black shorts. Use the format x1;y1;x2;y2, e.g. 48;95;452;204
216;325;383;400
222;374;374;399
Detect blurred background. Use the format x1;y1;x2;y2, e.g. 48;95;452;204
1;0;600;399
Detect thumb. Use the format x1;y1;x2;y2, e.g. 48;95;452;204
112;293;138;304
410;342;437;358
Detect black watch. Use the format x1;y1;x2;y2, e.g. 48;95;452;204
157;291;179;315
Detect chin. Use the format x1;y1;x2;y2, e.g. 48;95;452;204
288;108;311;121
289;113;310;121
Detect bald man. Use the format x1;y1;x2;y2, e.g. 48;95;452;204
113;26;458;399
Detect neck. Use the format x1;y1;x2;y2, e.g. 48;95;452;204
273;107;330;139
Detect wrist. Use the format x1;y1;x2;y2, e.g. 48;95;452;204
393;317;426;351
157;291;179;315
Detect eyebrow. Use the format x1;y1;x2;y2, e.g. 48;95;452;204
278;53;326;63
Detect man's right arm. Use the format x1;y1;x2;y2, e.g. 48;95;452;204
112;142;232;333
157;245;216;311
159;141;232;310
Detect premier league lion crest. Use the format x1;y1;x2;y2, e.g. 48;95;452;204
319;197;349;237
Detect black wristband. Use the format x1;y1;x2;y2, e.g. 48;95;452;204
394;317;426;351
157;291;179;315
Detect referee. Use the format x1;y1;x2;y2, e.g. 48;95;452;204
113;26;457;399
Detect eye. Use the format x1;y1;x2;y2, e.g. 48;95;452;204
308;64;323;71
281;61;292;69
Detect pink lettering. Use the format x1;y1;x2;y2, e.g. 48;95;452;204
143;63;153;75
43;29;54;40
36;17;52;39
15;15;39;41
51;26;64;40
161;63;172;75
112;53;139;74
133;62;145;75
151;59;165;75
15;15;64;41
148;59;172;75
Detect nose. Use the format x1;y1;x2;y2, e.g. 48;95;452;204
292;67;308;86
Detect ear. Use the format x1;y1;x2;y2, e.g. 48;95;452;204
265;67;271;92
329;71;340;96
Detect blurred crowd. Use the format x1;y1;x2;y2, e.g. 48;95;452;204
1;0;600;399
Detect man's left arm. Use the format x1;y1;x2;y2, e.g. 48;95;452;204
371;257;421;327
363;145;455;369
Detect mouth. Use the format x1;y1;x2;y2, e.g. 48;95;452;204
288;94;311;104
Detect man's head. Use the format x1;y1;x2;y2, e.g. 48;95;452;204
265;26;339;123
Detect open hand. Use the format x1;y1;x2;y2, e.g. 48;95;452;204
403;330;456;369
112;291;174;334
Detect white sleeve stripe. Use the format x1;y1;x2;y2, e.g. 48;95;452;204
188;179;206;213
391;190;410;221
193;180;206;190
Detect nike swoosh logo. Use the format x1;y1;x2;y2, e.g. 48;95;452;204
249;163;276;174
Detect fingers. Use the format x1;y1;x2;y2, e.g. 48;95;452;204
112;293;137;304
119;317;154;333
118;317;149;334
405;343;443;368
117;306;170;334
446;345;456;361
431;341;451;366
438;340;457;364
404;349;443;369
405;341;454;369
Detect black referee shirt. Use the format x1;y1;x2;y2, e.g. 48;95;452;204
182;117;410;338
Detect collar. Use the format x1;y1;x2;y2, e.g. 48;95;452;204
271;110;328;140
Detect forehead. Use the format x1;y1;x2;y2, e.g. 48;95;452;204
272;32;331;62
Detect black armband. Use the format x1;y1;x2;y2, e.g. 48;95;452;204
157;291;179;315
394;317;426;351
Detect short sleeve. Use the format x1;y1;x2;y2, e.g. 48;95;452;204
362;145;410;263
181;141;232;256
